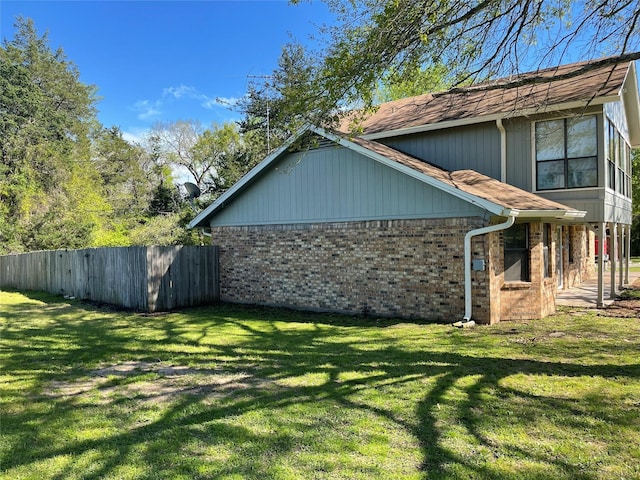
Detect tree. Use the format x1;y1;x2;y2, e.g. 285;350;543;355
237;43;317;159
289;0;640;126
0;17;100;252
631;149;640;255
150;120;247;199
374;63;455;103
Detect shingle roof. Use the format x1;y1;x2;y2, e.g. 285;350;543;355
350;136;579;213
343;57;631;136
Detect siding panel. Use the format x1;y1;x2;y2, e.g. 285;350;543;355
380;122;501;179
210;145;485;226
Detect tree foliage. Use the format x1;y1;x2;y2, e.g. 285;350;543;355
237;43;317;157
151;120;253;200
0;18;198;252
1;17;100;252
288;0;640;125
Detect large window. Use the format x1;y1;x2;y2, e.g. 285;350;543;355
504;224;529;282
606;117;632;197
536;116;597;190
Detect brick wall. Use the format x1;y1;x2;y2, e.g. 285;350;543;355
211;217;492;322
211;218;593;323
499;222;557;321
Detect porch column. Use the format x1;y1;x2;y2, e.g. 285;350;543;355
597;222;605;308
625;224;631;285
619;225;625;287
610;222;617;300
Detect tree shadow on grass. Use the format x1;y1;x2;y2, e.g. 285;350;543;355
2;291;639;479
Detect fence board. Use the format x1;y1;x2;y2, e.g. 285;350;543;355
0;246;219;312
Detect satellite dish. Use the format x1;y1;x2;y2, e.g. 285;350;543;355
184;182;201;199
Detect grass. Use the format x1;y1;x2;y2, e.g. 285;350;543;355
1;291;639;480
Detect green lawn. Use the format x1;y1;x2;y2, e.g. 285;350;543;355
1;291;639;480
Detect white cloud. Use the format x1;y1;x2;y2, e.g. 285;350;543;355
131;100;162;120
163;84;237;110
129;85;237;124
163;85;199;100
121;127;150;145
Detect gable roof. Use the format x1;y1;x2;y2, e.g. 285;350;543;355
189;126;584;229
342;55;640;143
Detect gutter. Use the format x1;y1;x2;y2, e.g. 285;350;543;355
462;213;516;323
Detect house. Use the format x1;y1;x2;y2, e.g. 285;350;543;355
190;56;639;323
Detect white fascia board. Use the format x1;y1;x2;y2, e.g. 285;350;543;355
188;124;312;229
360;98;616;141
621;62;640;147
509;209;587;219
312;126;507;216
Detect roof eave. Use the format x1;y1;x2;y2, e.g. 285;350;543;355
621;61;640;147
509;209;587;219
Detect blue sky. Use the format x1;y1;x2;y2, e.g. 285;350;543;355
1;0;335;141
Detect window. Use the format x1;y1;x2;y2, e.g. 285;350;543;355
536;116;597;190
504;224;529;282
606;117;632;197
607;120;616;190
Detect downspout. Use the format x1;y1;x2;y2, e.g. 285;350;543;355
462;214;516;322
496;118;507;183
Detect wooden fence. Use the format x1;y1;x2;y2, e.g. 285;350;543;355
0;246;219;312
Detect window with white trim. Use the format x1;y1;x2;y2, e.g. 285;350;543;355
535;116;598;190
606;117;632;197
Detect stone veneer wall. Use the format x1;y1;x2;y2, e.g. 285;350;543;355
211;217;494;322
564;225;596;289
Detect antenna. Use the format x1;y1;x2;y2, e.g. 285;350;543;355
183;182;201;214
184;182;201;199
247;74;274;152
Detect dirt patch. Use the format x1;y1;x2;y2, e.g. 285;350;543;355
44;361;262;404
601;278;640;318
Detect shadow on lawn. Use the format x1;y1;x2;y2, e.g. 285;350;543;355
2;291;640;479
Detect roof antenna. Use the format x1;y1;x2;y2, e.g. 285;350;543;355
247;74;274;152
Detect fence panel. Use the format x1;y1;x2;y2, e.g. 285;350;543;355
0;246;219;312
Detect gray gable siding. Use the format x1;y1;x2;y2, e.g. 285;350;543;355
504;117;531;190
378;122;502;179
209;144;485;227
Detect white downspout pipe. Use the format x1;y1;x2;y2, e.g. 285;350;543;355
463;215;516;322
496;118;507;183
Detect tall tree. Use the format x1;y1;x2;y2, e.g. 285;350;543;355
237;42;317;159
0;17;100;252
150;120;248;199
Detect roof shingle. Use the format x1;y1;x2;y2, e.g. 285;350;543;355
343;58;630;136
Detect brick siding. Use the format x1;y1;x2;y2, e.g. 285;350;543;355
211;218;592;324
211;218;493;322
